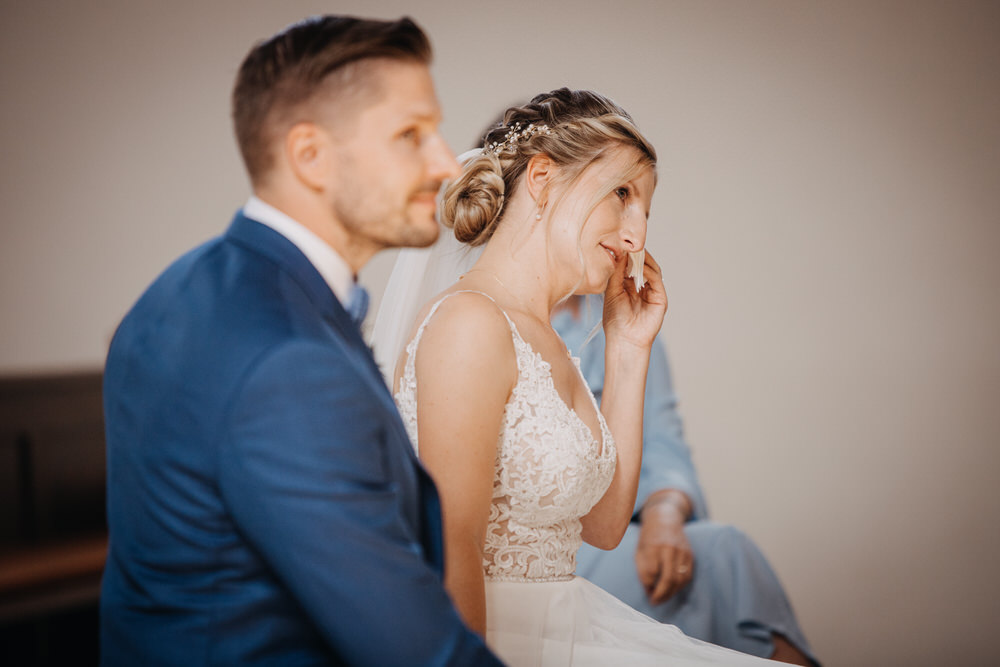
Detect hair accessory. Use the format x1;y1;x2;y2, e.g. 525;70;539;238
484;121;552;156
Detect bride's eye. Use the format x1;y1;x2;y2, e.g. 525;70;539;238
615;186;629;201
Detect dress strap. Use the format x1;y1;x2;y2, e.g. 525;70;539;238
398;290;524;395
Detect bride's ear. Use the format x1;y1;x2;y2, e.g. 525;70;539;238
285;122;331;191
524;154;556;208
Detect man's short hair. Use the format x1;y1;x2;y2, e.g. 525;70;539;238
232;15;431;184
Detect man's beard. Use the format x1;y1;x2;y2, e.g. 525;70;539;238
335;183;442;250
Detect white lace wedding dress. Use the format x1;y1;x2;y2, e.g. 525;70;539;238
396;291;774;666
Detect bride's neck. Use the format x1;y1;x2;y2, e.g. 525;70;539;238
471;226;566;324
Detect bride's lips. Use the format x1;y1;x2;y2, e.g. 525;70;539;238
599;244;619;264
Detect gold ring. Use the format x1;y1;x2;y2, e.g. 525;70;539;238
676;564;689;574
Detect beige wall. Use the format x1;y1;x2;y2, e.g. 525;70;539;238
2;1;998;663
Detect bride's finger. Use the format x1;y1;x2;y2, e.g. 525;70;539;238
641;250;663;282
636;251;667;305
605;250;630;294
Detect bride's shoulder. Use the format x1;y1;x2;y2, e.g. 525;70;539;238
421;289;513;342
414;289;517;374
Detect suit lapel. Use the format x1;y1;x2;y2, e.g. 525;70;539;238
225;213;359;336
224;212;420;460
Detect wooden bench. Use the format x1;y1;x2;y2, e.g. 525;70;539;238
0;533;107;622
0;371;106;624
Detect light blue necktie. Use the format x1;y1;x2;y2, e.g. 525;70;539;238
347;283;369;325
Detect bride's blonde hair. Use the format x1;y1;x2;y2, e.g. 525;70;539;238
440;88;657;247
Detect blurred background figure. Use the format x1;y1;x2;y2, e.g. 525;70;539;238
554;295;817;666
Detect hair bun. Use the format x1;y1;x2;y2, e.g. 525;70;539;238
440;152;506;246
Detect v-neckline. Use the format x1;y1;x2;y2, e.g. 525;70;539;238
399;289;611;457
505;320;609;457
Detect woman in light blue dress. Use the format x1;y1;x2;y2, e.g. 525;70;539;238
553;295;818;665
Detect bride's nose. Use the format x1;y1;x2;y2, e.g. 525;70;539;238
620;215;646;253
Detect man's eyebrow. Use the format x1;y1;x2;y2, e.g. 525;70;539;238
395;104;443;124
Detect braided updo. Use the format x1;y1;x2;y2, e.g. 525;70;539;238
440;88;656;247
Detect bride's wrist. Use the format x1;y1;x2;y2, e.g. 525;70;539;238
603;333;653;357
603;338;652;381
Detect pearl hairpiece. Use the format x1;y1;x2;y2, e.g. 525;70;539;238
484;121;552;156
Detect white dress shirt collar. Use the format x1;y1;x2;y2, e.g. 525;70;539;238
242;195;354;307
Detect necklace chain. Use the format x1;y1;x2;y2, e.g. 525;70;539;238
465;269;551;328
464;269;520;305
462;270;574;360
462;269;560;335
465;269;530;312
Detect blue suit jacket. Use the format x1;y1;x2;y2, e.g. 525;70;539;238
101;213;500;666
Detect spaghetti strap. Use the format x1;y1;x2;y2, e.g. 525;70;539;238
393;290;526;455
397;290;523;396
413;290;517;344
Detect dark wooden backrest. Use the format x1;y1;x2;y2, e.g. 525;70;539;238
0;371;105;547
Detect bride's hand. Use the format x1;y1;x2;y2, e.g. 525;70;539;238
602;250;667;349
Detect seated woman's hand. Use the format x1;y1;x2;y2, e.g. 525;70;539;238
635;492;695;604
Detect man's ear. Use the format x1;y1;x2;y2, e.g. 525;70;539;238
524;154;557;209
285;122;330;191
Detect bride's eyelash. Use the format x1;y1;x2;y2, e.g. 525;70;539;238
615;186;629;201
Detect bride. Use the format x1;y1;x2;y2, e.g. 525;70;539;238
375;88;775;665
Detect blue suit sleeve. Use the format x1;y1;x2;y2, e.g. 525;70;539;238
219;341;501;666
634;336;709;520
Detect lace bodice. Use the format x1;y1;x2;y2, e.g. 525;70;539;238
395;291;616;582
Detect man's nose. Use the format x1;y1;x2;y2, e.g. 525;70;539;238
426;134;460;181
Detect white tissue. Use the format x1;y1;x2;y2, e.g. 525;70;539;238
627;250;646;292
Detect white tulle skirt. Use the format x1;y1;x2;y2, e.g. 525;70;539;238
485;576;775;666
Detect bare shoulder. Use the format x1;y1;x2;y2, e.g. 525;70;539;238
423;291;512;337
415;291;517;390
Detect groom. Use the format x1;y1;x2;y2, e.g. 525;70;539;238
101;16;501;665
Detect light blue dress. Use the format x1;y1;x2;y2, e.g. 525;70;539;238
552;297;818;664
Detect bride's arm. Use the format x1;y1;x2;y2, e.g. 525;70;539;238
410;293;517;636
581;253;667;549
